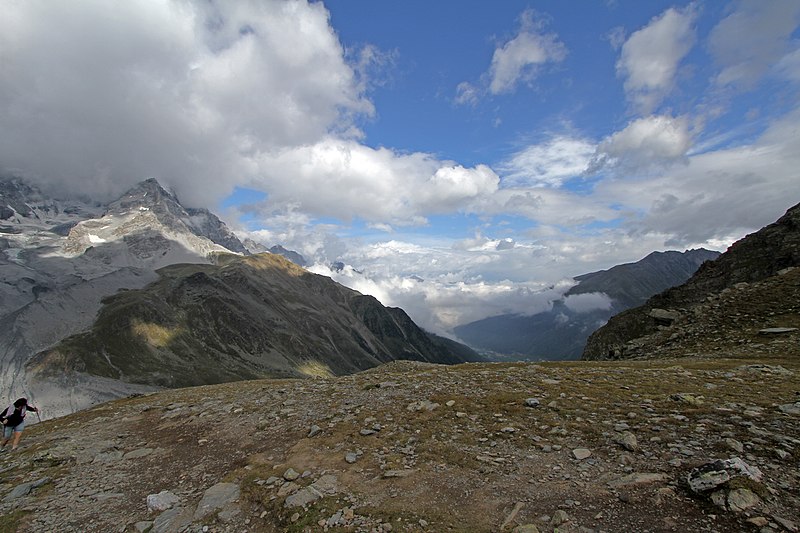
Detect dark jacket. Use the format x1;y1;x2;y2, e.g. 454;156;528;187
0;404;37;428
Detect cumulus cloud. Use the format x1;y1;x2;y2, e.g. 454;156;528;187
253;139;499;224
499;135;596;187
596;107;800;246
594;115;692;171
617;6;697;113
709;0;800;88
0;0;373;205
488;10;567;95
0;1;503;224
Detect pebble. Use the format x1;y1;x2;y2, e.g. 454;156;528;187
572;449;592;460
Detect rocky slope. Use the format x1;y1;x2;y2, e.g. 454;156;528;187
27;252;480;395
1;353;798;532
455;249;718;360
583;202;800;360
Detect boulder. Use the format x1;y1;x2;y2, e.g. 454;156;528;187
193;482;240;520
614;431;640;452
648;308;680;324
687;457;762;494
147;490;181;512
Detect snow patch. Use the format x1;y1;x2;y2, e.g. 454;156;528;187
88;234;107;244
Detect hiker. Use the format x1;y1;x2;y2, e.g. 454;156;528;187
0;398;40;451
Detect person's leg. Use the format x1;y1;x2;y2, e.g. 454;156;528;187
10;429;22;450
0;426;11;448
10;421;24;450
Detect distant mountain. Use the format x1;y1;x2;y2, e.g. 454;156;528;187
569;249;720;308
269;244;307;267
583;201;800;360
242;238;269;254
28;253;480;390
454;248;719;360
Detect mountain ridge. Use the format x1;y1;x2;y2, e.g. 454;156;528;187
583;201;800;360
28;253;480;401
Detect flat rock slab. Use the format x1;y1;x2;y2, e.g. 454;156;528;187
758;327;798;335
284;486;322;508
727;488;761;512
193;482;240;520
688;457;762;494
93;450;124;463
124;448;155;460
779;402;800;416
382;469;415;478
4;477;50;502
311;474;339;495
153;506;193;533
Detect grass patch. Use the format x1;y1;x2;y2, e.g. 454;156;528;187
0;510;31;533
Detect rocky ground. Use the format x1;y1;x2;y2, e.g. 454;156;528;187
0;354;798;533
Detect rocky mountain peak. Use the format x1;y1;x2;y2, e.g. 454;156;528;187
106;178;184;219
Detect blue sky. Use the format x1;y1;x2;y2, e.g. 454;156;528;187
2;0;799;333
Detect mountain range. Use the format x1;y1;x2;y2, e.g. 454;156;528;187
0;177;477;416
454;248;719;360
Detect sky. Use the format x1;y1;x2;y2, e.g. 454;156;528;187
2;0;800;335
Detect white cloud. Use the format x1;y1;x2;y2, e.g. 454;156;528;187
499;136;596;187
252;139;499;224
488;10;567;95
606;26;626;50
596;107;800;246
776;49;800;83
617;6;697;113
595;115;692;170
3;0;502;229
709;0;800;88
0;0;371;206
455;82;479;106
